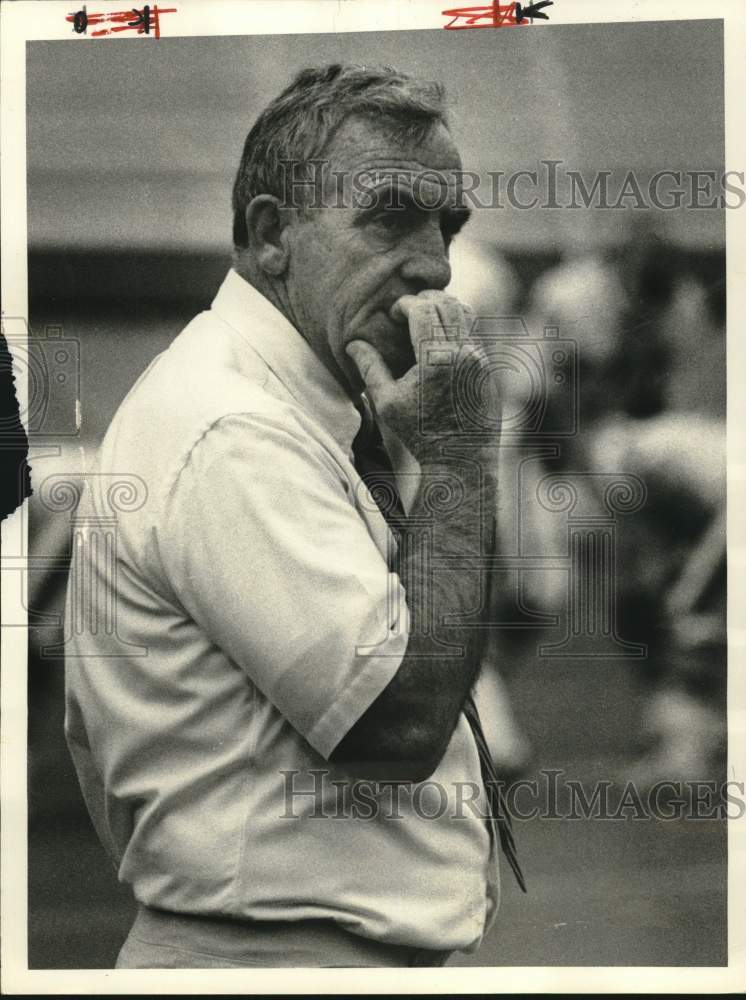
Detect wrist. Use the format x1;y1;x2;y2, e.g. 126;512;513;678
416;438;499;470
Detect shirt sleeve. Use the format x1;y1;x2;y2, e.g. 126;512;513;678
157;411;410;759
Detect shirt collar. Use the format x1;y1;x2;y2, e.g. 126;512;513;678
210;268;362;455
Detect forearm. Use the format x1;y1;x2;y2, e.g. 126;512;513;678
332;452;497;780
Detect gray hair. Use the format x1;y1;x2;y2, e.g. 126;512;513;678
231;63;448;247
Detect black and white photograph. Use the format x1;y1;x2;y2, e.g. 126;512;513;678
1;0;744;992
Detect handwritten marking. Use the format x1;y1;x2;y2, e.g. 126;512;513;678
516;1;553;21
442;0;552;29
66;5;177;39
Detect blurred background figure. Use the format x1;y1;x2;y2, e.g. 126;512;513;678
593;413;726;787
527;220;726;789
505;246;642;660
448;237;523;318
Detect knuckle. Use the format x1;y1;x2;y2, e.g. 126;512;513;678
440;293;461;310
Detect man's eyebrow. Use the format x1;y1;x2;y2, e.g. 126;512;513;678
353;183;473;226
353;183;422;215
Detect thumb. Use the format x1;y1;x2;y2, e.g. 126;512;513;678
345;340;394;402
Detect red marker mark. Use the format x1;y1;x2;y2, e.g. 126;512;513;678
66;5;177;39
442;0;552;29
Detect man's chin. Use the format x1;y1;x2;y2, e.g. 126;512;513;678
342;315;416;383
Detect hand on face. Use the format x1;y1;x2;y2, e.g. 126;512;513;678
336;294;419;389
346;290;502;463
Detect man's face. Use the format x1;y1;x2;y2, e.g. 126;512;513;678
283;116;470;393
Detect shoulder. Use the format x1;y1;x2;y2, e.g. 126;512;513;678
96;308;349;513
168;407;348;503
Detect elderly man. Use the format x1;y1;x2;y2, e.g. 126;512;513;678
64;63;522;970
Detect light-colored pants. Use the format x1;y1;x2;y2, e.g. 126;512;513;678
116;904;452;968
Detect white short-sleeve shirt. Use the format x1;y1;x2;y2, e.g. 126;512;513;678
64;269;499;953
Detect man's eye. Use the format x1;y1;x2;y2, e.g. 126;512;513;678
373;212;410;232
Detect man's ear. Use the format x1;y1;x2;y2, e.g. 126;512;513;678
244;195;294;277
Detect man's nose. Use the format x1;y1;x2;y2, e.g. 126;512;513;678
399;227;452;293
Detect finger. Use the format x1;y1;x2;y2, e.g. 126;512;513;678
390;296;444;363
397;292;468;345
345;340;395;402
389;294;418;323
423;292;469;342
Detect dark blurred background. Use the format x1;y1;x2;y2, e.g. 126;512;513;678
26;22;726;968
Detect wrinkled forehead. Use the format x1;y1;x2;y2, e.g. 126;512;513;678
318;115;466;209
